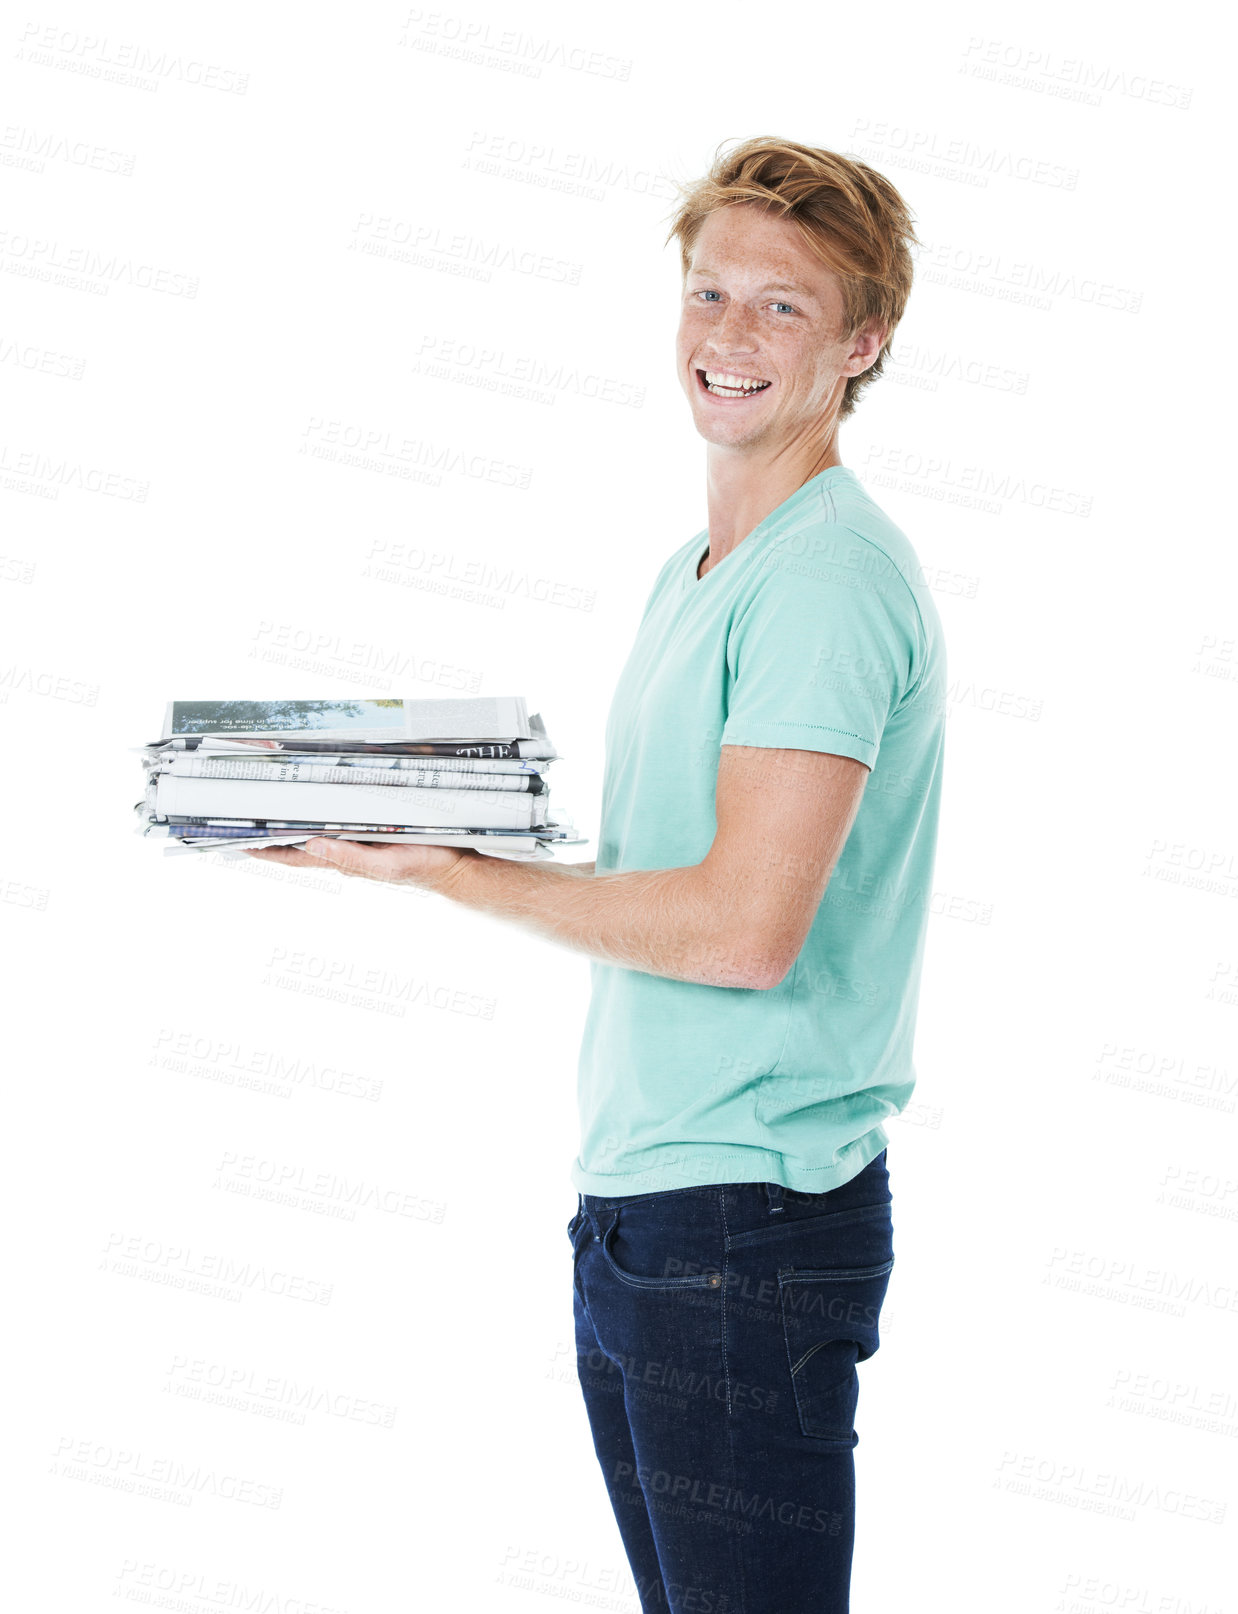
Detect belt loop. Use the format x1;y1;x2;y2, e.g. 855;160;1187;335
764;1182;785;1216
584;1199;612;1242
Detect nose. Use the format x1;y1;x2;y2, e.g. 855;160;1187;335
704;298;759;355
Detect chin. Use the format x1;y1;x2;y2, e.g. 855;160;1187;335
692;411;760;446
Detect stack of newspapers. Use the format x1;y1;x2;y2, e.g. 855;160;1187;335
135;696;584;859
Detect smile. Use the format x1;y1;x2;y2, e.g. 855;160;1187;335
697;368;772;399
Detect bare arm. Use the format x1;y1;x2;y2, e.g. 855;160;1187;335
433;851;753;987
432;745;869;989
250;748;868;989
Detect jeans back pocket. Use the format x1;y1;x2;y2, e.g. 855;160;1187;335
778;1257;894;1445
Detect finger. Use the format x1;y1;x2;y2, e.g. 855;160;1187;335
301;838;447;884
300;837;403;879
244;846;324;866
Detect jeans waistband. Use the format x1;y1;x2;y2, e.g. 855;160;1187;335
576;1149;889;1240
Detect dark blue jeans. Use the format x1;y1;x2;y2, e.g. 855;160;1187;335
567;1149;894;1614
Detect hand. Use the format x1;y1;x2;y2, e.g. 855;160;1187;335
244;837;472;893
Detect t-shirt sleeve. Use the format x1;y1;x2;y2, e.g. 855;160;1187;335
720;529;922;769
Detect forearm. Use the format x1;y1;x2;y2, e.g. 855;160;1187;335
434;851;765;988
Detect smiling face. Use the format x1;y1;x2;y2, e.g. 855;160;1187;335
675;203;882;456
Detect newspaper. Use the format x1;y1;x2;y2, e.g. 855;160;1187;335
136;695;584;860
160;695;533;744
147;824;583;860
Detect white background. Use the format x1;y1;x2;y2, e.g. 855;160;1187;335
3;3;1234;1610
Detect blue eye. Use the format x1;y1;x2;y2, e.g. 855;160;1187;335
692;290;795;312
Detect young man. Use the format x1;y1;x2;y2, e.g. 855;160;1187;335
251;137;946;1614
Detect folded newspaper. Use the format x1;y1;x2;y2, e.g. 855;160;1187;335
134;696;586;860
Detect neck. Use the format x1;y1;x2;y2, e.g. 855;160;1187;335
701;438;842;574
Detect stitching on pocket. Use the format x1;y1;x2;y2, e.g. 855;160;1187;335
779;1258;895;1284
600;1216;723;1292
789;1338;836;1378
777;1258;893;1442
726;1201;892;1252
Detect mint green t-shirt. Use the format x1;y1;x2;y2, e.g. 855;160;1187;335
571;465;947;1197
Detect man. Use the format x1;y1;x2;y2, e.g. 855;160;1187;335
251;137;945;1614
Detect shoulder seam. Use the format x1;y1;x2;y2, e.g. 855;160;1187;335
783;491;928;635
764;494;932;706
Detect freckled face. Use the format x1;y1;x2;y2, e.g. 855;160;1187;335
676;203;856;454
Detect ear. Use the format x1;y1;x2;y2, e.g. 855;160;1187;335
846;317;889;377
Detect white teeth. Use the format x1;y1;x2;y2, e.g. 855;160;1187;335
703;369;768;390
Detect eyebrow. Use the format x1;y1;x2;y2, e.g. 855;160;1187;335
686;266;818;299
